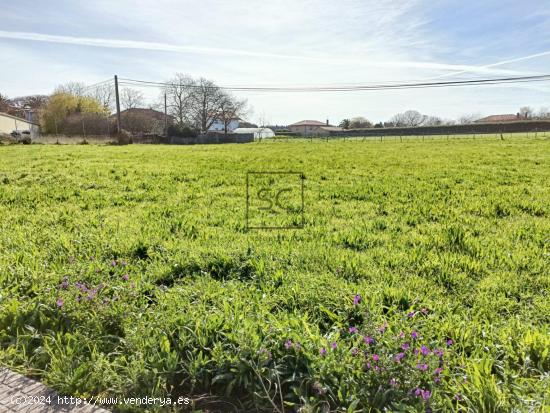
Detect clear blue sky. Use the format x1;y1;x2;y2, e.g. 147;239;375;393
1;0;549;124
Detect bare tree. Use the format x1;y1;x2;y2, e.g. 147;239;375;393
537;107;550;119
390;110;427;127
257;113;270;140
457;113;481;124
0;93;10;112
55;81;87;97
190;77;224;133
424;116;444;126
91;84;114;112
218;93;248;135
163;73;196;127
519;106;534;120
120;88;144;110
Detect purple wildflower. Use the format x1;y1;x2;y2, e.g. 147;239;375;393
320;347;327;356
122;274;129;281
398;331;405;339
402;342;410;351
434;348;444;358
417;363;429;371
411;331;419;340
56;298;63;308
446;339;454;346
454;394;462;401
60;277;69;290
284;340;293;350
394;352;405;362
331;341;337;350
372;354;380;362
353;294;362;305
420;345;430;356
349;326;358;334
434;376;441;384
389;378;398;387
414;388;431;401
351;348;359;356
364;335;374;345
407;311;416;318
111;260;117;267
434;367;443;375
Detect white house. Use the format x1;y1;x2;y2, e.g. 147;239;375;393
0;112;40;138
208;117;240;132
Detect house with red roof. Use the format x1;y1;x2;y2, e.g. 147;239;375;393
474;114;524;123
288;120;342;136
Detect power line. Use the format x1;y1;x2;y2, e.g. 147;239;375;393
117;74;550;93
83;78;114;91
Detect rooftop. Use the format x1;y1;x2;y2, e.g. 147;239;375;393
289;120;329;127
475;114;522;123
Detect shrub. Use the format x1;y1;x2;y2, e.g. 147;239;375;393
167;124;197;138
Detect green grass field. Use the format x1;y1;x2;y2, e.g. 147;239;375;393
1;137;549;412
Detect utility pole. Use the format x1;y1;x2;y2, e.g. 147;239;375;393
164;92;168;136
114;75;121;133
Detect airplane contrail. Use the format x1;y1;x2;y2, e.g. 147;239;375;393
0;30;527;76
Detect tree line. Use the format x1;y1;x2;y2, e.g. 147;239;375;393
1;74;249;136
339;107;550;129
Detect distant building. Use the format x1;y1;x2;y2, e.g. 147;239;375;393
0;112;40;138
111;108;173;134
475;114;523;123
288;120;343;136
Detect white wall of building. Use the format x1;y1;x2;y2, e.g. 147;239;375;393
0;113;40;138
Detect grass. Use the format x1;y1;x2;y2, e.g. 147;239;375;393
0;137;549;412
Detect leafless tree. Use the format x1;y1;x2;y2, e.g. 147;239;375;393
537;107;550;119
390;110;427;127
519;106;534;120
91;84;114;112
256;113;270;140
424;116;444;126
163;73;196;127
0;93;10;112
190;77;224;133
457;113;481;124
120;87;144;110
218;93;248;135
55;81;87;97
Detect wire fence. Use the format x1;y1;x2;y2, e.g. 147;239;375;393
258;131;550;144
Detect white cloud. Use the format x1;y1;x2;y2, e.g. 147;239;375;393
1;0;549;123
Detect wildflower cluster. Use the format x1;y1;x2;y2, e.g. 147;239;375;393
280;294;457;409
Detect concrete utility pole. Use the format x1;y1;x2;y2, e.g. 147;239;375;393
114;75;122;133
